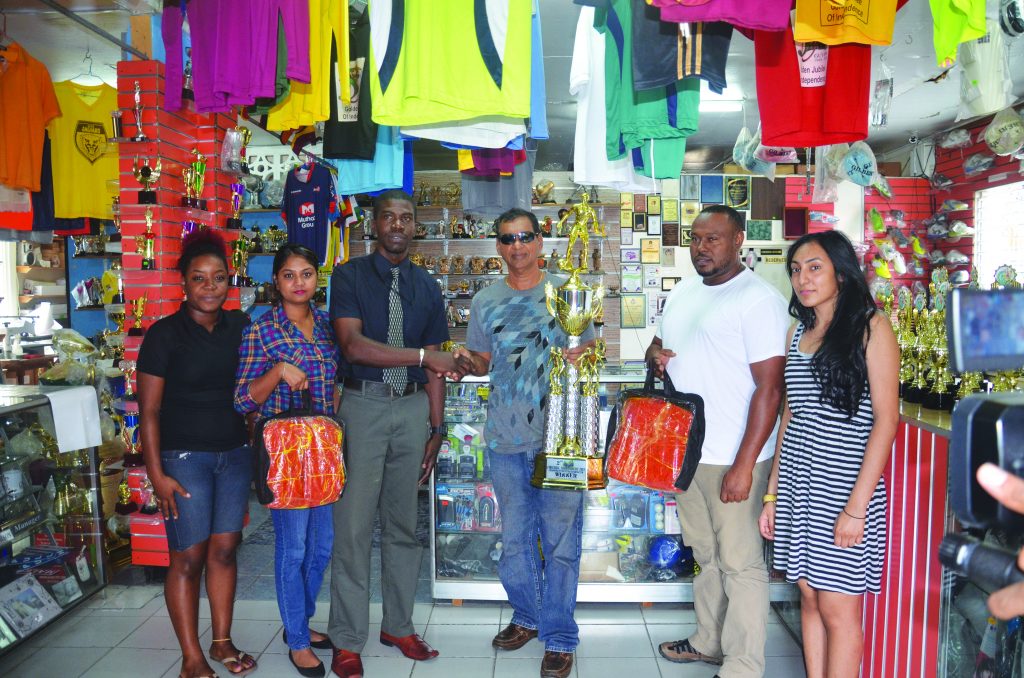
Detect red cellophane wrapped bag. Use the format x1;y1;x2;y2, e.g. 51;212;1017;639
253;392;345;509
605;368;705;492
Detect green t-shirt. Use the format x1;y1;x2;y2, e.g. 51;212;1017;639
368;0;532;126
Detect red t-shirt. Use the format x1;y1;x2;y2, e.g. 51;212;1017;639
754;28;870;147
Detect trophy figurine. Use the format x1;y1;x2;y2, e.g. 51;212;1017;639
556;192;605;273
110;196;122;242
120;410;144;467
132;156;161;204
237;126;253;174
182;47;195;103
227;182;245;229
127;295;147;337
531;201;606;491
132;80;147;142
136;208;156;270
230;236;251;287
120;360;138;400
535;180;556;204
182;149;207;209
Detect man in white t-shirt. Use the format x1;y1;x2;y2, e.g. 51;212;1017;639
646;205;788;678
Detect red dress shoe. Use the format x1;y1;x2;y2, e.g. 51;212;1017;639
378;632;439;661
330;649;363;678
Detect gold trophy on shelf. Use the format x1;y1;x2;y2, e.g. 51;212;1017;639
230;237;251;287
532;200;605;491
924;270;954;411
136;208;156;270
132;156;161;204
127;295;147;337
182;148;207;209
556;192;605;270
227;182;245;229
987;265;1022;392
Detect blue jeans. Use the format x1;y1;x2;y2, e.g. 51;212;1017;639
488;448;584;653
272;504;334;651
160;446;252;552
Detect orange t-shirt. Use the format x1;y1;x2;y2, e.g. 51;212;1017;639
0;43;61;192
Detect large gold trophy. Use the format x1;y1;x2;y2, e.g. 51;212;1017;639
532;192;605;490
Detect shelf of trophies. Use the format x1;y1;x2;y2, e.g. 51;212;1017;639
0;388;108;654
891;265;1023;417
15;239;68;323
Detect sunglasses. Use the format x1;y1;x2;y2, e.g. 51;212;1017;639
497;231;538;245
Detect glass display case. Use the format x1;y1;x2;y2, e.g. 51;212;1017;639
431;370;799;604
0;386;106;655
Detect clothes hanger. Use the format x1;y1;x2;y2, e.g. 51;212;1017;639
69;49;107;85
0;11;10;53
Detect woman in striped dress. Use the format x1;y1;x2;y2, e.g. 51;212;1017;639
758;231;899;678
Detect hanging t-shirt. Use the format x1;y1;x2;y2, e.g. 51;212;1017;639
368;0;531;126
652;0;791;32
794;0;900;46
49;82;118;220
267;0;348;130
0;43;61;192
323;10;376;160
32;131;56;231
754;27;871;147
958;21;1012;119
461;149;534;213
570;6;656;192
331;125;406;195
528;0;549;140
632;9;733;95
598;0;700;179
282;163;340;267
400;118;527;149
929;0;986;67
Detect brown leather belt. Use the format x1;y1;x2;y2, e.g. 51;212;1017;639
343;378;422;398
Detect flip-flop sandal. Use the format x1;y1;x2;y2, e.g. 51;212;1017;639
213;653;256;676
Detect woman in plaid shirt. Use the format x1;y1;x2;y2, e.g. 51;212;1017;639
234;243;339;678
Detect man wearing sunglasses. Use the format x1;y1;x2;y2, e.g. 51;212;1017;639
453;208;595;678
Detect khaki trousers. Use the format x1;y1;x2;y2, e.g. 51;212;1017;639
676;460;771;678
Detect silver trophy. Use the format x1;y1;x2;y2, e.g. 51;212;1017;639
132;81;147;142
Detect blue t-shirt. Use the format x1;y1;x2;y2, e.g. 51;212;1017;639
466;272;595;454
282;164;340;266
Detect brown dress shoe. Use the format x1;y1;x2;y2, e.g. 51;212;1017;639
492;623;539;650
330;649;363;678
378;632;439;660
540;651;574;678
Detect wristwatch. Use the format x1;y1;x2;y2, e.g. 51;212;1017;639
429;424;448;438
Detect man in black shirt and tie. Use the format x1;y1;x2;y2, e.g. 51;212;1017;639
328;189;459;678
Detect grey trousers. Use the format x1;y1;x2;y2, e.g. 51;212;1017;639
328;388;429;653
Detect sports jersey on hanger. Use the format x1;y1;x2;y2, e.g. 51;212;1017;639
598;0;700;179
267;0;348;130
367;0;532;126
0;42;60;193
632;3;732;95
651;0;791;32
324;9;376;160
754;26;870;147
928;0;986;67
330;125;406;195
570;6;656;192
283;163;340;267
49;82;118;220
794;0;899;46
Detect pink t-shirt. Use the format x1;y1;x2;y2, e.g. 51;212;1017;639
652;0;793;31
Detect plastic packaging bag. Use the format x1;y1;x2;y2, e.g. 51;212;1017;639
870;59;894;128
957;21;1012;120
754;145;799;163
254;394;345;509
841;141;877;186
937;129;972;149
983;106;1024;156
733;126;775;181
811;146;839;204
606;371;705;493
964;153;996;177
220;128;244;173
871;173;893;199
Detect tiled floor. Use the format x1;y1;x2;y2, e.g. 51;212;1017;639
0;591;805;677
0;498;807;677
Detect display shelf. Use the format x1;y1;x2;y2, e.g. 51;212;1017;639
72;253;120;260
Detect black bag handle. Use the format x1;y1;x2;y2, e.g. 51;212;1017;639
643;360;678;396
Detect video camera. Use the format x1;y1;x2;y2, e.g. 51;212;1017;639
939;288;1024;592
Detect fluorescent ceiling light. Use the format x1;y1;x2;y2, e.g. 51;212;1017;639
698;100;744;113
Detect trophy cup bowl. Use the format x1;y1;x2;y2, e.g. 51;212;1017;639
226;182;245;229
133;157;161;204
127;297;147;337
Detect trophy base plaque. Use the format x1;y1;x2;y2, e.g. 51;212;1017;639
587;457;606;491
182;87;195;102
127;327;145;337
122;452;145;468
132;134;148;143
138;190;157;205
530;453;589;491
226;217;243;230
141;259;155;271
230;274;250;287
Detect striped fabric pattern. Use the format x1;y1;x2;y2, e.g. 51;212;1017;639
773;323;887;594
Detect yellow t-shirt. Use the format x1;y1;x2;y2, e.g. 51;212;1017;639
368;0;532;126
928;0;986;67
267;0;349;131
48;82;118;219
794;0;899;46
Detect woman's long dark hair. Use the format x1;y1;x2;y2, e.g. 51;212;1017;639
786;230;876;417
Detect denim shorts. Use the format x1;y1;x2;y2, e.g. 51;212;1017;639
159;445;252;551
